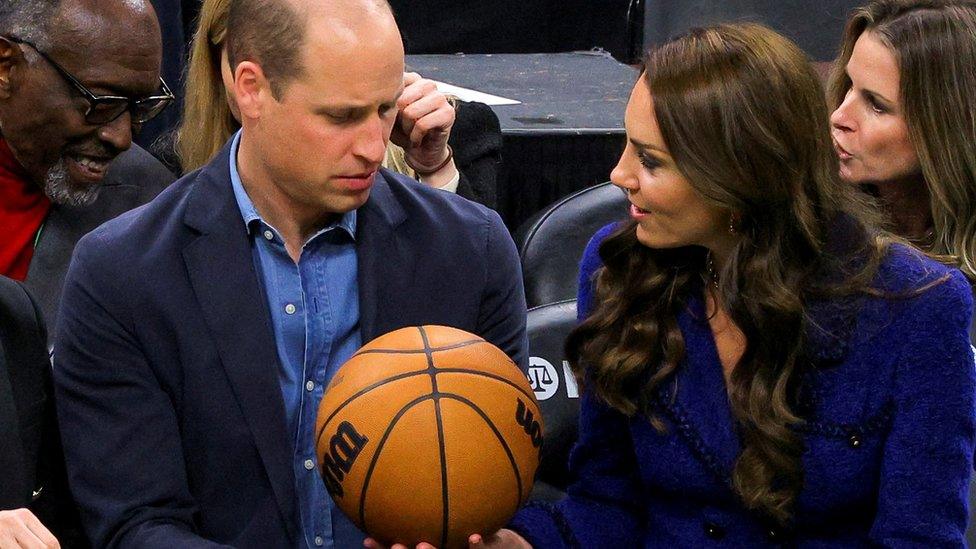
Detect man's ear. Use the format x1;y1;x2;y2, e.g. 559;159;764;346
0;38;25;99
233;61;270;121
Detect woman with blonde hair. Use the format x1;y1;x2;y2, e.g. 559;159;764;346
417;22;974;548
176;0;501;207
829;0;976;289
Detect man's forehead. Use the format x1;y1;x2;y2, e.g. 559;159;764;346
48;0;159;51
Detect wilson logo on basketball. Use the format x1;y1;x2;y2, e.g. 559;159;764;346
515;398;543;448
321;421;369;498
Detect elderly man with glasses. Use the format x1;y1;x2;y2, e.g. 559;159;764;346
0;0;176;341
0;0;175;547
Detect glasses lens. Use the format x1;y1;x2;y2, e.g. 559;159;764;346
131;97;173;124
85;99;129;125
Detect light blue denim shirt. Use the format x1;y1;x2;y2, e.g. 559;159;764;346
229;131;365;548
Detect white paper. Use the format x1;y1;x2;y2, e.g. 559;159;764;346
433;81;521;106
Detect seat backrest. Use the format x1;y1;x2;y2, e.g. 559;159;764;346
525;299;581;500
515;182;628;309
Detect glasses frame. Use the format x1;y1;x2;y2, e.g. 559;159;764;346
5;36;174;125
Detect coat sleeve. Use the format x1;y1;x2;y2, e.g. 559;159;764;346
52;239;229;549
508;224;644;548
870;269;976;547
451;100;502;210
476;209;529;371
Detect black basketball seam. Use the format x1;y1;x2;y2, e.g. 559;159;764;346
358;393;437;536
431;369;536;402
419;326;452;549
315;369;433;446
353;338;486;356
439;393;525;520
314;369;533;449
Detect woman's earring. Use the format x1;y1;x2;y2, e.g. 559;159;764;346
729;212;738;235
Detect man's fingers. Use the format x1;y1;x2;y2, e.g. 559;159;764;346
19;512;58;549
397;78;440;111
402;71;422;87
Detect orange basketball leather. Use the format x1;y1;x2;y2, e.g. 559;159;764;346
315;325;543;549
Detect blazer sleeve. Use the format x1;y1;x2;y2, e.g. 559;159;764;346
870;270;976;546
11;282;90;548
52;242;229;549
507;225;644;548
451;100;502;210
477;209;529;370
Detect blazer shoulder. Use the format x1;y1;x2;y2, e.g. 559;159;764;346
74;169;200;266
378;168;501;229
0;278;44;338
102;144;176;199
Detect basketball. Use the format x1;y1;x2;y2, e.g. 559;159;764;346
314;325;543;549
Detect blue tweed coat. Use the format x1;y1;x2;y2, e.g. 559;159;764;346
510;223;976;547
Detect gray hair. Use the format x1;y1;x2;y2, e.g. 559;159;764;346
0;0;62;50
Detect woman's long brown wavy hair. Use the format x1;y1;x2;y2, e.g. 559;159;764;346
828;0;976;281
566;24;887;525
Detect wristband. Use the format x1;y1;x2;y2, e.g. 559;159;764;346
406;145;454;176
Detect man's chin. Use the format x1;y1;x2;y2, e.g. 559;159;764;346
43;162;102;207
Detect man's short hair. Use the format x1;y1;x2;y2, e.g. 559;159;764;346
0;0;62;50
226;0;307;100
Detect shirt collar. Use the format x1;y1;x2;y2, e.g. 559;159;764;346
229;130;357;240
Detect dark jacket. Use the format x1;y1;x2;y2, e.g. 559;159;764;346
53;140;527;548
510;223;976;547
0;276;86;547
23;144;174;339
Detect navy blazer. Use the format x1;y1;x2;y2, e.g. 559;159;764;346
510;223;976;547
52;141;528;548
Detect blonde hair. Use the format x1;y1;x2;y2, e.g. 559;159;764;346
829;0;976;281
176;0;414;176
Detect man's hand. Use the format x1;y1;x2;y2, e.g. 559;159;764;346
0;509;60;549
391;72;456;176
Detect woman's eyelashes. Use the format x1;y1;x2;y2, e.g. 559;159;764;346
638;150;662;172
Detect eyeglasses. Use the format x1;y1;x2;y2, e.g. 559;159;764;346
6;36;174;125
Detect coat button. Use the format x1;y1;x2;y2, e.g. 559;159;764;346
767;526;785;542
703;521;725;539
848;434;861;448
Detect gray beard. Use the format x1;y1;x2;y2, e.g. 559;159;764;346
43;159;101;206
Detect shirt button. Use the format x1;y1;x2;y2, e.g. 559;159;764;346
304;459;315;471
285;303;297;315
306;380;315;392
314;536;324;546
263;230;274;241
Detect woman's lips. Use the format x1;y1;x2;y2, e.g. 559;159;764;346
833;140;853;160
630;203;650;219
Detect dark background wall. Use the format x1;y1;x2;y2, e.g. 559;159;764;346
643;0;863;61
388;1;639;61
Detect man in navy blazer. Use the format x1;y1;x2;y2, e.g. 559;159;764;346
52;0;527;547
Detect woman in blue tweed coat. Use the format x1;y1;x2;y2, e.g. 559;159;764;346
473;23;976;549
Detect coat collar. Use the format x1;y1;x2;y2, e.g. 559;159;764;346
653;272;863;485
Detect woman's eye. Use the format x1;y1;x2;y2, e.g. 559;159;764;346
638;152;661;172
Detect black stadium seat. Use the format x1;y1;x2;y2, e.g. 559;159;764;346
525;299;581;501
514;182;629;309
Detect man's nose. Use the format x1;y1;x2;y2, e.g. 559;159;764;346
96;111;134;153
353;115;388;165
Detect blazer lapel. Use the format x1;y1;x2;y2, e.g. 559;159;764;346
181;152;298;541
654;293;741;485
356;171;407;343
